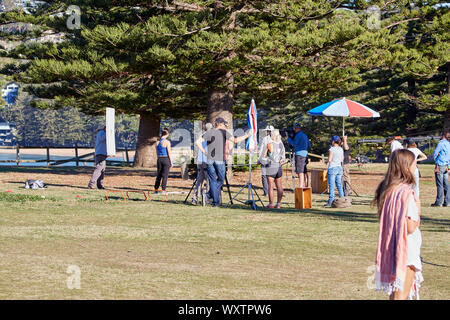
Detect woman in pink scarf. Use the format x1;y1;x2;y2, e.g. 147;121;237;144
373;149;423;300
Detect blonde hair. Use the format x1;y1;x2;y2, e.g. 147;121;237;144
271;129;281;143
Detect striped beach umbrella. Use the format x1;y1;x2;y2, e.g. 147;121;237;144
246;98;258;152
308;98;380;136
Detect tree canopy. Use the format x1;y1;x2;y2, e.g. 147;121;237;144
0;0;448;165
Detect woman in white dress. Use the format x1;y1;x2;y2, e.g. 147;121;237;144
373;149;423;300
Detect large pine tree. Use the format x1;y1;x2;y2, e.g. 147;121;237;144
0;0;375;166
1;1;447;166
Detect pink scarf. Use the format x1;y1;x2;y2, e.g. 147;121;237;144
375;183;420;294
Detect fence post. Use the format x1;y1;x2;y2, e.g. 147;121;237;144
125;147;130;165
16;145;20;166
75;144;79;167
46;147;50;167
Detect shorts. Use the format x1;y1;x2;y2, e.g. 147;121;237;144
267;166;283;179
295;155;308;174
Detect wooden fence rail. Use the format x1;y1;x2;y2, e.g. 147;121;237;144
1;146;327;167
0;145;133;167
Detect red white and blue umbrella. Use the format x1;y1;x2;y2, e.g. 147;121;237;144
246;98;258;152
308;98;380;136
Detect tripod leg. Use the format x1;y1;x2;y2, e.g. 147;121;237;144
227;183;248;206
251;183;265;207
184;177;197;203
225;170;233;204
248;183;257;210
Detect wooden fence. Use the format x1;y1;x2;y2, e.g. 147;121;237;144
0;145;327;167
0;145;133;166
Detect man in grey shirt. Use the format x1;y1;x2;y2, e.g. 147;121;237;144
88;126;107;189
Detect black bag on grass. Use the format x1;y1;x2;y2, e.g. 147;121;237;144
24;179;47;189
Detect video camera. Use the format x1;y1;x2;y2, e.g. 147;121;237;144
280;129;295;139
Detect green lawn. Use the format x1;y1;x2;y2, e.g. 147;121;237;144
0;164;448;300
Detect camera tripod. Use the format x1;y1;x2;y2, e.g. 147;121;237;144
227;152;264;210
184;164;233;206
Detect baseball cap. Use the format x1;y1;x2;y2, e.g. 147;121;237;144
293;123;301;129
264;125;275;131
331;135;341;142
215;117;228;126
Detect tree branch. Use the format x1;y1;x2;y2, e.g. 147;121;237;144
383;17;421;29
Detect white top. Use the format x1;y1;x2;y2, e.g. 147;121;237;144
258;135;272;162
408;147;421;178
406;197;422;272
391;140;403;153
408;147;422;160
268;141;286;164
328;146;344;168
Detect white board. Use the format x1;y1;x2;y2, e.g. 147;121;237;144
106;107;116;156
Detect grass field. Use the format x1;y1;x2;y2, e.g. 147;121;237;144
0;164;448;300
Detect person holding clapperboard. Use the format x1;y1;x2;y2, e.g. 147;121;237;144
88;108;116;190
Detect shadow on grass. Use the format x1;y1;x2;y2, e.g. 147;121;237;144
0;165;159;177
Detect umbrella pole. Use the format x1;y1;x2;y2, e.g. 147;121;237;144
342;117;345;137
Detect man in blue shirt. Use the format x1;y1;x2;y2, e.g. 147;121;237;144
287;123;311;188
431;130;450;207
88;126;107;189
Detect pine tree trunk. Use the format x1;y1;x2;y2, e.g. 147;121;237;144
206;70;234;181
133;113;160;168
206;73;234;127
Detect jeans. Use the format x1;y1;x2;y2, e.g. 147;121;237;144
207;161;226;207
434;165;449;205
328;166;344;204
192;164;209;202
261;174;268;196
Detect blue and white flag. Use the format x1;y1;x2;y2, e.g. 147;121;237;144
246;99;258;151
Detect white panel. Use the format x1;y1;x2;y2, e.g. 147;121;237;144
106;107;116;156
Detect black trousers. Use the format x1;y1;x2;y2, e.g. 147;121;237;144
155;157;171;191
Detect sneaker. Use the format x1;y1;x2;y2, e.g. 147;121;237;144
443;203;449;207
275;203;281;209
191;199;198;205
324;202;332;208
266;204;275;209
97;186;106;190
431;203;442;207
